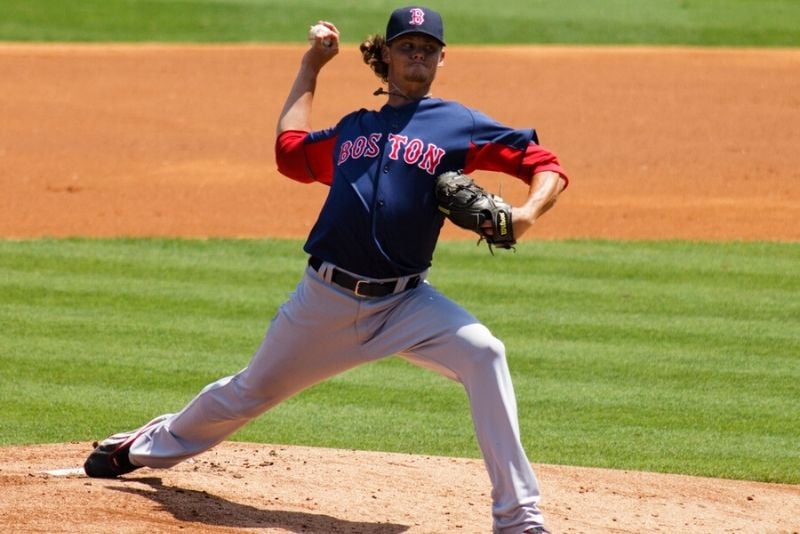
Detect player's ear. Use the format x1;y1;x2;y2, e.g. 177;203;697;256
438;49;445;66
381;43;391;63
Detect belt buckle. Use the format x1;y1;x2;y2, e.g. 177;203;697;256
354;280;370;297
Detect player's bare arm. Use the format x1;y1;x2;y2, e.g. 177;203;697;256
276;21;339;135
475;171;566;240
511;171;567;238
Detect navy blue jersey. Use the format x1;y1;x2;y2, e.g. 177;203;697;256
276;98;567;278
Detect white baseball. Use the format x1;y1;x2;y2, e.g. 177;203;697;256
308;23;334;48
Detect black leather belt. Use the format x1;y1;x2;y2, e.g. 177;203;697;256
308;256;421;298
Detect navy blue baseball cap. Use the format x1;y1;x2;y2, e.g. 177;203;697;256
386;6;446;46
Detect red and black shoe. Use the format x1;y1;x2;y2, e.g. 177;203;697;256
83;415;169;478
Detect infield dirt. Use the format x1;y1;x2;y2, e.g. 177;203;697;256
0;45;798;533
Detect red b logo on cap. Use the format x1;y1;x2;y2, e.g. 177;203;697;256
409;8;425;26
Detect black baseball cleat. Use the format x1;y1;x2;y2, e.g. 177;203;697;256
83;415;169;478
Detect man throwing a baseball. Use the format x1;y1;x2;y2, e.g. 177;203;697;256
84;6;568;534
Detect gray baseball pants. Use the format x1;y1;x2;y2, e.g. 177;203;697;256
128;260;544;533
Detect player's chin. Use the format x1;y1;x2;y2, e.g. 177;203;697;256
403;69;433;84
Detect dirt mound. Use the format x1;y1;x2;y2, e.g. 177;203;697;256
1;442;798;533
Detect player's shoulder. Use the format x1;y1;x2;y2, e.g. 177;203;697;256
426;97;468;110
341;107;385;125
427;97;486;118
420;98;477;122
307;108;375;141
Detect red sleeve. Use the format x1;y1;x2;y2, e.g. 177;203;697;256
463;141;569;189
274;130;336;186
519;142;569;189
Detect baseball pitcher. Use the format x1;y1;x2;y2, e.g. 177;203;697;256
84;6;568;534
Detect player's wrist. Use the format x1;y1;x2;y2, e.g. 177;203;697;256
512;205;534;224
511;206;536;237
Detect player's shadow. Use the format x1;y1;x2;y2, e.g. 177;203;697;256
109;477;409;533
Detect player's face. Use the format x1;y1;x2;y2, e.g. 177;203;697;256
383;34;445;86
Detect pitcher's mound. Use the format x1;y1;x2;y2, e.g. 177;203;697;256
1;442;797;533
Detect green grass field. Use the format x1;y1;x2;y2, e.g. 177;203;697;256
1;0;799;46
1;239;798;483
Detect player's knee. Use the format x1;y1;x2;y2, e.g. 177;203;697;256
476;336;507;369
456;325;507;374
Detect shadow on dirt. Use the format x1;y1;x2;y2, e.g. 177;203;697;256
109;477;409;533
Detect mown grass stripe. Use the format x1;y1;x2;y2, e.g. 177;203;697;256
1;0;799;46
1;238;798;483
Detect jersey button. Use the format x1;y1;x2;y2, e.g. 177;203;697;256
378;200;386;207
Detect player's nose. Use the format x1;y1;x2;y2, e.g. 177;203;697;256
407;45;427;60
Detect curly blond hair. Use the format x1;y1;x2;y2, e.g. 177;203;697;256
360;34;389;83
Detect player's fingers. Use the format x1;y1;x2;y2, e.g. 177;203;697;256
316;20;340;35
309;21;340;51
